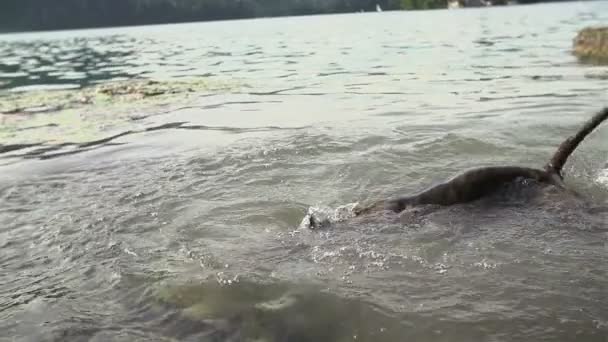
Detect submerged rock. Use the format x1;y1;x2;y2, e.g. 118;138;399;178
153;279;408;342
573;26;608;64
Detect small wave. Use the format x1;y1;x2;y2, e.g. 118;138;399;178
479;92;577;102
317;71;352;77
249;86;307;95
412;133;513;157
473;39;495;46
529;75;563;81
206;51;232;57
0;122;312;161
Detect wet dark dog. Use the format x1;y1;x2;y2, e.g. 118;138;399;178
353;107;608;217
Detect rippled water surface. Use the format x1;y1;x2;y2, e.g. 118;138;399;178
1;2;608;341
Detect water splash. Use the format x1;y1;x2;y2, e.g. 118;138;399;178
596;167;608;189
298;202;360;230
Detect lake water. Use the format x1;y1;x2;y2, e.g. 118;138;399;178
1;2;608;341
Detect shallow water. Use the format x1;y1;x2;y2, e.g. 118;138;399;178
1;2;608;341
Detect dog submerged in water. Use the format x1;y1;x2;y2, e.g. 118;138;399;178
305;108;608;229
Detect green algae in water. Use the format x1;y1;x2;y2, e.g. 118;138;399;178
0;78;242;114
153;280;411;342
0;77;244;146
0;108;125;145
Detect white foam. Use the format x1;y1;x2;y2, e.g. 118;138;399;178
596;168;608;188
299;202;360;230
124;248;138;257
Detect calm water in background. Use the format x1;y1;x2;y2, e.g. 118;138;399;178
1;2;608;341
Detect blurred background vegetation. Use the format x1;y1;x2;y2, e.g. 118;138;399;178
0;0;575;32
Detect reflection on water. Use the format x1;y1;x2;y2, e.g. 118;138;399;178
0;35;147;91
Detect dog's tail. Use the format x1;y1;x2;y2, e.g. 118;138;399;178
544;107;608;177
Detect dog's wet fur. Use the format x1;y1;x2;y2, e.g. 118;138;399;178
351;107;608;218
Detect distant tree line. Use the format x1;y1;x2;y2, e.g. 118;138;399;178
0;0;582;32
